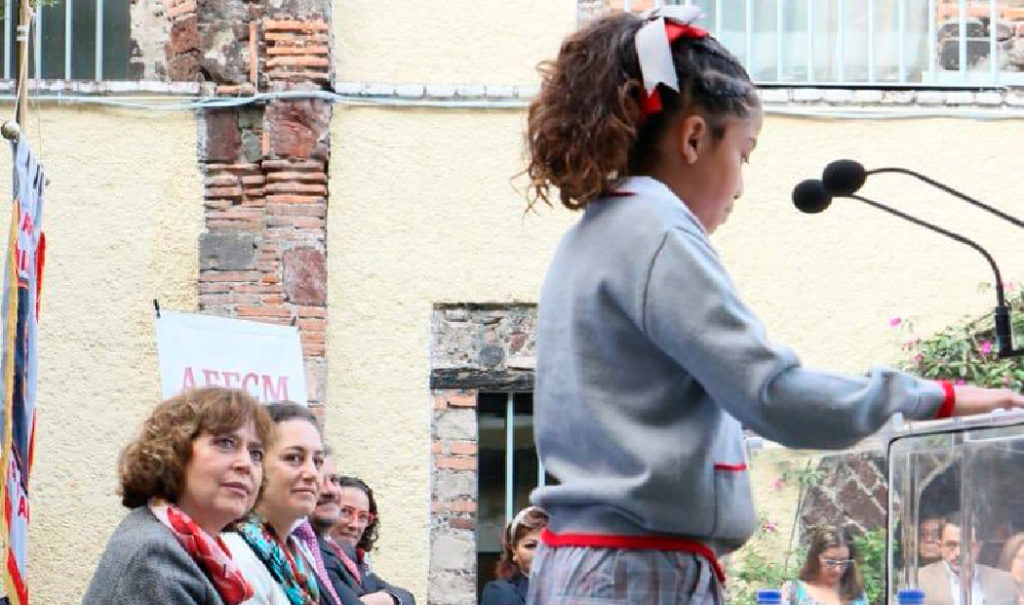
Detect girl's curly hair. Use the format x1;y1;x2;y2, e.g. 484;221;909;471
118;387;273;509
526;11;759;211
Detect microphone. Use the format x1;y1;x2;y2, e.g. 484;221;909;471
792;179;832;214
791;179;1023;358
820;159;1024;229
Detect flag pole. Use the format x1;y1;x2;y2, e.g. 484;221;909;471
2;0;29;141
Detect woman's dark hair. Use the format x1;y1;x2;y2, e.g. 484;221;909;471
495;506;549;580
118;387;272;509
799;526;866;603
526;11;758;210
264;401;319;429
338;476;379;552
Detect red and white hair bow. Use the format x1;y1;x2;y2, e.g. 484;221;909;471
635;5;709;115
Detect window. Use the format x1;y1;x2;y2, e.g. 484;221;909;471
476;392;555;598
0;1;132;80
614;0;1024;87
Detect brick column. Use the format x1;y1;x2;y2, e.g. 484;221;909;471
430;390;480;605
194;1;332;410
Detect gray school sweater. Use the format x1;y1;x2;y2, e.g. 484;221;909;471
531;176;944;554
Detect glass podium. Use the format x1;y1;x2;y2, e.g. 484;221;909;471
887;410;1024;605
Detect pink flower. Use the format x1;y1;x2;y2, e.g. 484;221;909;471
956;379;967;385
761;520;778;533
981;340;993;355
914;353;923;364
772;477;785;491
889;317;902;328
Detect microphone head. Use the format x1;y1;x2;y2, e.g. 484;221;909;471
792;179;832;214
822;159;867;196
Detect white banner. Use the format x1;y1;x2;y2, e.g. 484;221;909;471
156;311;307;405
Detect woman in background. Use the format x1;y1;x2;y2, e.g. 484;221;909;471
998;532;1024;604
783;527;868;605
480;506;549;605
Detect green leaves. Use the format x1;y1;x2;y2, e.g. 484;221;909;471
896;284;1024;392
853;528;886;605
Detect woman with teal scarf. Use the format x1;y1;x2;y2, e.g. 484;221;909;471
223;403;326;605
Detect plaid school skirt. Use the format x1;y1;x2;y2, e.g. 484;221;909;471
526;543;724;605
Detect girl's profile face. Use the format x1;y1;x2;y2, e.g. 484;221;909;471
678;108;762;235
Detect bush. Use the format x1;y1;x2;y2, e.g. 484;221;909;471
895;283;1024;390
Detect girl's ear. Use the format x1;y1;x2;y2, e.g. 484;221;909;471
676;114;708;165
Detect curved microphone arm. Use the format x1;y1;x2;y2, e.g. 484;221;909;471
850;194;1023;358
867;167;1024;230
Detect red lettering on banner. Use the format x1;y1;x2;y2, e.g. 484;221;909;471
202;368;221;386
263;376;288;402
178;368;293;402
17;495;27;522
242;373;260;396
182;367;197;391
19;211;32;235
222;371;241;388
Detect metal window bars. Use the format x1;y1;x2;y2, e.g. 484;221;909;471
502;392;546;525
2;0;120;81
618;0;1023;88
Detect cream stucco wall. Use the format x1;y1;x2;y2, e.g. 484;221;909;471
328;107;577;600
724;117;1024;373
0;106;202;603
334;0;577;86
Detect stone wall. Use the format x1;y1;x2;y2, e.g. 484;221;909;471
429;304;537;605
194;1;333;409
797;452;889;538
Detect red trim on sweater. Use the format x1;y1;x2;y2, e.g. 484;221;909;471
713;462;747;472
937;380;956;419
539;528;726;583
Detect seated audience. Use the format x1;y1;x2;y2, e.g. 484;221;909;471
998;532;1024;605
783;526;868;605
918;513;1016;605
83;388;271;605
222;403;325;604
920;515;944;567
480;506;549;605
310;449;392;605
320;476;414;604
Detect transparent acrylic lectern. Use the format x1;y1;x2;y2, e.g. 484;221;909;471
888;410;1024;605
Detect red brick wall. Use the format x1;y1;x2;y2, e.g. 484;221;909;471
196;10;332;410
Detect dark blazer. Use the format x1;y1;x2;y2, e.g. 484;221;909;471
480;574;528;605
318;537;416;605
82;506;224;605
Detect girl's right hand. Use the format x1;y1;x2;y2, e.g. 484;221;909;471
951;384;1024;416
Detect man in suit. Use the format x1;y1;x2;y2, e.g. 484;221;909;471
918;512;1017;605
312;452;412;605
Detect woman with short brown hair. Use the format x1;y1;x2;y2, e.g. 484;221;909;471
83;387;272;605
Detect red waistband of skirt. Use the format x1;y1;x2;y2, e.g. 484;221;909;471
539;527;726;583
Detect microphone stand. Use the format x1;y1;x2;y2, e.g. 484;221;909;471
866;167;1024;230
849;194;1024;358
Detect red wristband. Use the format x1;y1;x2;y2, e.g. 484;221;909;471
936;380;956;419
